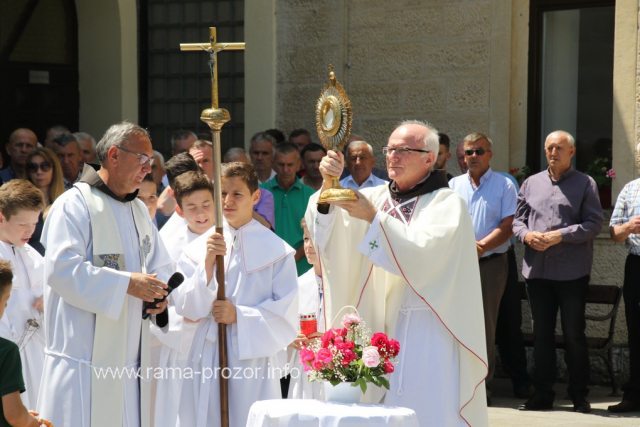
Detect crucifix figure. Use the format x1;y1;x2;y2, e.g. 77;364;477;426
180;27;245;427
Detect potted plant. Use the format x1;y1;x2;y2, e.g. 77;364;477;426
299;311;400;403
586;157;615;208
509;165;531;186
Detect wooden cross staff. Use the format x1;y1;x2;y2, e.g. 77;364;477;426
180;27;245;427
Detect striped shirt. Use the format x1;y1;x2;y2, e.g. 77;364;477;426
610;178;640;255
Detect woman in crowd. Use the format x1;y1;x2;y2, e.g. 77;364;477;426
26;147;65;255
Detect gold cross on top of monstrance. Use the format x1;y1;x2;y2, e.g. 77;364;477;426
180;26;245;427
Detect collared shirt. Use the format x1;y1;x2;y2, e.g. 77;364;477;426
340;173;388;191
513;167;603;281
63;171;82;191
610;177;640;255
450;168;517;257
258;169;277;185
254;187;275;230
260;176;315;275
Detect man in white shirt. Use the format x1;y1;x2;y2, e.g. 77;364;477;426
340;140;388;190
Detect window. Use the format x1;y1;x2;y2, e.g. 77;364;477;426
527;0;615;172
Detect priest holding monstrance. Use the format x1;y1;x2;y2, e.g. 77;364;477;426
306;70;489;426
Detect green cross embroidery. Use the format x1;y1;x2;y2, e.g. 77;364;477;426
369;240;379;250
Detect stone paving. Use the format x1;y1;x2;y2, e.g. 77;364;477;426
488;378;640;426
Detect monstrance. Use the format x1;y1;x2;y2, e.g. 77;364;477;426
316;65;358;204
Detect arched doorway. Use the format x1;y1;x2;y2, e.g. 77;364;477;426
0;0;79;145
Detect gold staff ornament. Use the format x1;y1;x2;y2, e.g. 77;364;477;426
316;65;358;204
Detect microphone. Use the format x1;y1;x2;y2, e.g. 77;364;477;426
142;272;184;328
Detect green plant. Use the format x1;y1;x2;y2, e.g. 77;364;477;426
509;165;531;186
586;157;615;188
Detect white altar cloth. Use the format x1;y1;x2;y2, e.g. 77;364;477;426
246;399;418;427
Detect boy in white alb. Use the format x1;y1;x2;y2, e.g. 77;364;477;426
0;180;46;410
173;162;298;427
152;171;215;427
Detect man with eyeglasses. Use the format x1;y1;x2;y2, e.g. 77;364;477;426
306;120;488;426
1;128;38;183
450;133;518;406
513;130;603;413
38;121;173;427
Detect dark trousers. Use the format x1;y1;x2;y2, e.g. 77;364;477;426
622;254;640;404
526;275;590;401
479;252;508;385
495;246;531;390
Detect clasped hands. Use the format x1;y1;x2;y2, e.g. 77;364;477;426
524;230;563;251
319;150;378;224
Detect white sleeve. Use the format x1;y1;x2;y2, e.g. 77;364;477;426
356;212;401;276
42;191;130;320
172;255;216;321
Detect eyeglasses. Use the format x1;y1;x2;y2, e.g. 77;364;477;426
382;146;430;156
117;146;154;166
27;162;52;173
464;148;490;156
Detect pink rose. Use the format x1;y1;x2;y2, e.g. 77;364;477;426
317;348;333;364
383;360;395;374
312;359;324;370
341;313;361;329
387;339;400;357
342;340;355;350
362;346;381;368
300;348;315;363
339;328;348;337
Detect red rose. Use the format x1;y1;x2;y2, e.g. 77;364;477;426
340;328;348;337
342;340;355;350
383;361;395;374
342;349;357;366
371;332;389;351
387;339;400;357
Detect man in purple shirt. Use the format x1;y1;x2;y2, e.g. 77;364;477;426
513;131;603;413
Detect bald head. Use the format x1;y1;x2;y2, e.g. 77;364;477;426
7;128;38;170
386;121;438;191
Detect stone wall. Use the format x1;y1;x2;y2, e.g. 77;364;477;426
275;0;492;173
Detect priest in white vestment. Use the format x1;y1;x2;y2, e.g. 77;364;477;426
37;122;174;427
307;121;488;426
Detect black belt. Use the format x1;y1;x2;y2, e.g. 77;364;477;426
479;252;506;262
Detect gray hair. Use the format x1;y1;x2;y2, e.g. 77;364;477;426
96;121;150;165
347;140;374;157
546;130;575;147
463;132;493;150
398;120;440;154
170;130;197;151
224;147;248;162
153;150;165;168
73;132;96;151
249;132;277;155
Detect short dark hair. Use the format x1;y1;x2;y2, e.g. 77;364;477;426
300;143;327;161
0;180;45;219
165;152;199;188
221;162;259;194
142;173;156;185
274;142;299;157
0;259;12;293
289;128;312;141
53;133;80;151
265;129;285;144
171;130;197;151
439;132;450;150
190;139;212;151
173;171;214;208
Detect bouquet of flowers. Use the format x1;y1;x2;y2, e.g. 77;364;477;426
299;312;400;393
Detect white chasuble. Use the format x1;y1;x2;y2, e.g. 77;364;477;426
0;242;45;409
306;184;489;427
173;219;299;427
37;180;173;427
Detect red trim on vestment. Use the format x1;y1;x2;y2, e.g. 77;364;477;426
356;265;374;308
378;220;489;427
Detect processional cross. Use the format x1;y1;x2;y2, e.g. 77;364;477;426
180;27;245;427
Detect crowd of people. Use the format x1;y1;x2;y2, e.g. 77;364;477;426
0;120;638;426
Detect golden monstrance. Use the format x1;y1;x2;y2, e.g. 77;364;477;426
316;65;358;204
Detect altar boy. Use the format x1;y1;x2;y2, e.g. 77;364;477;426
173;162;298;427
0;180;46;410
153;171;215;427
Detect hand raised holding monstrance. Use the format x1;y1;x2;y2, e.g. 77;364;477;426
316;65;358;204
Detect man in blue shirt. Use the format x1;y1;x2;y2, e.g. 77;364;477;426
450;132;518;405
340;141;388;190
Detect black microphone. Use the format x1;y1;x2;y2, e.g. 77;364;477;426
142;272;184;328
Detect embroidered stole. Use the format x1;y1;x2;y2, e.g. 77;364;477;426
381;195;419;225
77;183;153;427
